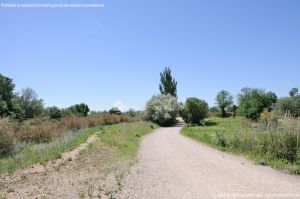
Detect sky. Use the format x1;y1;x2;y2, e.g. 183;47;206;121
0;0;300;111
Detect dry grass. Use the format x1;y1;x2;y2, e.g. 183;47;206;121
0;114;137;157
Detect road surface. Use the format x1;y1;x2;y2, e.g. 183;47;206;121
119;124;300;199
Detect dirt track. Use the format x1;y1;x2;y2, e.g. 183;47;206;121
119;125;300;199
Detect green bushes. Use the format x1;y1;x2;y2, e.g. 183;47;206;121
145;94;178;126
182;117;300;173
180;98;208;125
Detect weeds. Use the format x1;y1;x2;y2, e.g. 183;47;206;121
182;117;300;173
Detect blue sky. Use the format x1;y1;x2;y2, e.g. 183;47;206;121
1;0;299;111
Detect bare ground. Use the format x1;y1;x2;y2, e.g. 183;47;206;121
0;134;131;199
118;126;300;199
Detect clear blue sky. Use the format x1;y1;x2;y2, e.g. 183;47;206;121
1;0;299;111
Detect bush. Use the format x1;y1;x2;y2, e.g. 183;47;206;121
0;118;15;157
181;98;208;125
145;94;178;126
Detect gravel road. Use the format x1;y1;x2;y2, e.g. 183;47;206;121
119;125;300;199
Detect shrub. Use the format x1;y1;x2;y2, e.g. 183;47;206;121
181;98;208;125
145;94;178;126
0;118;15;157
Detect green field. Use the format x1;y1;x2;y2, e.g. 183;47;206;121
182;117;300;174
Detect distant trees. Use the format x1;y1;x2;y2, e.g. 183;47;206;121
159;67;177;97
215;90;233;118
68;103;90;117
145;94;178;126
275;88;300;117
45;106;62;119
238;88;277;120
181;98;208;125
289;88;299;97
109;107;122;115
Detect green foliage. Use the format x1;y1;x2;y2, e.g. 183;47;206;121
182;117;300;174
215;90;233;118
159;67;177;97
181;97;208;125
109;107;122;115
145;94;178;126
68;103;90;117
289;87;299;97
19;88;44;120
276;96;300;117
237;88;277;120
0;74;15;117
45;106;62;119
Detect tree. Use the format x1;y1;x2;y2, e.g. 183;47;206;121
109;107;122;115
45;106;62;119
275;96;300;117
232;105;237;118
19;88;44;120
68;103;90;117
145;94;178;126
0;74;15;117
159;67;177;97
289;88;299;97
181;98;208;125
215;90;233;118
238;88;277;120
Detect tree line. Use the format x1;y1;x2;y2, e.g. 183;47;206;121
145;67;300;125
0;73;90;121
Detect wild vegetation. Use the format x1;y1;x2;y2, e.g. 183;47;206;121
182;116;300;174
0;121;157;174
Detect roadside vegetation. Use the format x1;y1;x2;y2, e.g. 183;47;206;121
181;86;300;174
182;116;300;174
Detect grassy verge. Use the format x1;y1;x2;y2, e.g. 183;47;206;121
181;117;300;174
0;121;158;174
70;121;159;198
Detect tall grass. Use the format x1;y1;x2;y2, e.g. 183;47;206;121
182;117;300;173
0;113;137;158
0;121;158;174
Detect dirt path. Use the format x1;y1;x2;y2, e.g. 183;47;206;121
0;134;129;199
119;125;300;199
